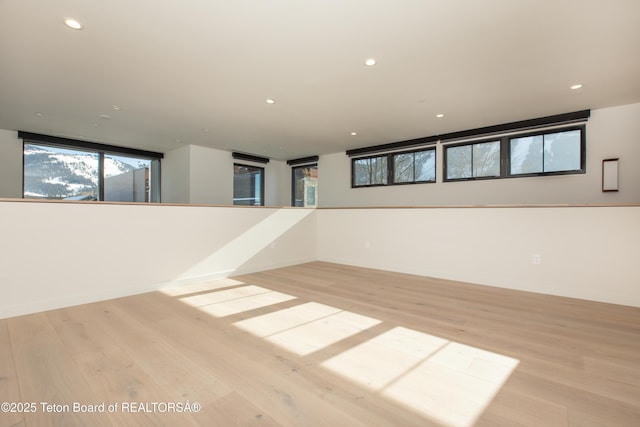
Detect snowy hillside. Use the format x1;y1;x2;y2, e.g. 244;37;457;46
24;145;135;199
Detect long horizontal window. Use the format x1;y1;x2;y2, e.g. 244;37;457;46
353;156;388;186
445;140;500;180
510;128;583;175
444;126;585;182
22;140;161;202
352;148;435;188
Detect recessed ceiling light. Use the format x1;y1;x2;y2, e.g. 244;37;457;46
436;113;445;118
112;105;121;111
570;84;583;90
64;18;83;30
99;114;111;120
351;132;358;136
203;128;209;132
364;58;376;66
35;112;44;117
266;99;275;104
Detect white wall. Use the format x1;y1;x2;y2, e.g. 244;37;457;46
265;159;290;207
161;144;191;203
2;201;638;319
317;206;640;307
162;144;290;206
0;129;23;198
189;144;233;205
318;103;640;207
0;200;317;319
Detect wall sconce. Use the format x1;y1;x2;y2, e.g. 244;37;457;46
602;158;619;192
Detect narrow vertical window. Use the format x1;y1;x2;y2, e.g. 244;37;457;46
104;154;152;202
233;164;264;206
292;164;318;207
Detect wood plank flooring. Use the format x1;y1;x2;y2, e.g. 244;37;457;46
1;262;639;426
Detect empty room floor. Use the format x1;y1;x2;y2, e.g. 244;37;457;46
1;262;639;426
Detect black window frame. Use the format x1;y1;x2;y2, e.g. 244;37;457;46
507;125;586;178
233;163;265;206
351;147;437;188
443;138;503;182
290;163;318;207
443;125;586;182
20;132;162;202
352;154;389;188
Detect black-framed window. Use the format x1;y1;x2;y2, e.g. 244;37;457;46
393;150;436;183
233;163;264;206
352;147;436;188
445;140;501;181
22;142;161;202
509;128;584;176
444;125;585;182
291;164;318;207
353;155;388;187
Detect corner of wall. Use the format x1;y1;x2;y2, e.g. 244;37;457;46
0;129;23;198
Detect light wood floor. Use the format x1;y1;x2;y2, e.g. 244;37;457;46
2;262;639;426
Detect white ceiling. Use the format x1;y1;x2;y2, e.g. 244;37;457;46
1;0;639;161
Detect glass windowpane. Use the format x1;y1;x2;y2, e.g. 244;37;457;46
393;153;414;183
415;150;435;181
473;141;500;177
370;156;388;185
510;135;543;174
544;130;581;172
233;164;264;206
292;165;317;207
354;159;371;186
23;144;98;200
104;154;151;202
447;145;472;179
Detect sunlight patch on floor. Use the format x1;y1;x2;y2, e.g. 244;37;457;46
234;302;381;356
197;291;297;317
179;285;270;307
174;283;519;425
161;278;246;297
322;327;448;389
322;327;519;427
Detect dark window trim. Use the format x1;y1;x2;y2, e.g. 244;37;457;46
351;154;388;188
22;140;160;202
233;163;265;206
351;147;437;188
18;131;163;159
346;109;590;157
391;148;437;185
287;156;319;166
232;152;270;164
291;163;318;206
443;125;586;182
507;125;586;178
439;110;589;143
347;137;437;157
443;137;503;182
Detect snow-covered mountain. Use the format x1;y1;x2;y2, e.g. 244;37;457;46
24;145;135;199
